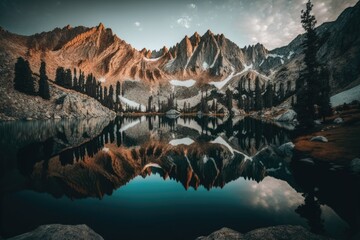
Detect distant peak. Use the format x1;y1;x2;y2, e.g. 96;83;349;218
193;31;200;38
65;24;72;30
206;29;214;36
97;22;105;30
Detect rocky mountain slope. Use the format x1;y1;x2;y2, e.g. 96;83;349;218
1;1;359;110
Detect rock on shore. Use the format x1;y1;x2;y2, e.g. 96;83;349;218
196;225;332;240
7;224;103;240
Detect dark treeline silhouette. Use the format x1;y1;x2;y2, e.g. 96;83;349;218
14;57;51;99
54;66;124;112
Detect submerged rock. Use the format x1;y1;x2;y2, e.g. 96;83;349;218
196;225;332;240
8;224;104;240
310;136;328;143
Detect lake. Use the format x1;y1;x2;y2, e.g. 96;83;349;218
0;116;359;240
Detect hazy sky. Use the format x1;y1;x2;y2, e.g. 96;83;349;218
0;0;357;50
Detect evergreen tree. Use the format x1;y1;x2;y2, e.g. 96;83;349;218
14;57;36;95
211;99;216;112
264;82;274;108
225;88;233;114
85;73;92;96
296;0;321;127
319;67;332;121
183;102;187;113
92;76;97;98
64;68;72;89
55;67;65;87
78;70;85;93
108;85;114;110
279;82;285;101
99;85;103;103
73;68;78;90
103;86;108;107
116;81;121;99
38;61;50;100
148;96;153;112
255;76;263;110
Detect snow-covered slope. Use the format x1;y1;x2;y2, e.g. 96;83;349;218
330;84;360;106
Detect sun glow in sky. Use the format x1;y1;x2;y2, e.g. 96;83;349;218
0;0;357;50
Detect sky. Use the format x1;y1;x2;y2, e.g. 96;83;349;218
0;0;358;50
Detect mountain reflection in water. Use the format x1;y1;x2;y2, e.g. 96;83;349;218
0;116;359;240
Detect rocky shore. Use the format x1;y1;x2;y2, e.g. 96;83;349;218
0;81;115;121
196;225;333;240
5;224;333;240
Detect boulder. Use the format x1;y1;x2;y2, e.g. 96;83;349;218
333;117;344;124
275;109;297;122
310;136;328;143
243;225;331;240
196;227;244;240
196;225;332;240
8;224;104;240
278;142;295;160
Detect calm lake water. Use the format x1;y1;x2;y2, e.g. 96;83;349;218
0;116;359;240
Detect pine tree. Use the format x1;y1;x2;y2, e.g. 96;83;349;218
108;85;114;110
264;82;274;108
78;70;85;93
296;0;321;127
38;61;50;100
115;81;121;110
64;68;72;89
255;76;263;110
55;67;65;87
85;74;92;96
225;88;233;114
319;66;332;121
99;85;103;103
147;96;153;112
73;68;78;91
14;57;36;95
103;86;108;107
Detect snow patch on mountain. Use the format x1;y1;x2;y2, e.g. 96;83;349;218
169;137;194;146
169;79;196;87
119;96;146;112
209;67;235;89
287;51;294;59
202;61;209;70
143;56;162;62
267;53;284;59
330;84;360;106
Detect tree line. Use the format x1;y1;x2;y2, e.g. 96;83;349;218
14;57;50;100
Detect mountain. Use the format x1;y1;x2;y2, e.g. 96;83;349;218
1;1;359;109
270;0;360;94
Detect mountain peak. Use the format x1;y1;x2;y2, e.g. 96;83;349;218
204;29;213;36
97;22;105;30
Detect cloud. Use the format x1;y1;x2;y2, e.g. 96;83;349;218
234;0;358;49
177;16;192;29
134;21;140;27
188;3;196;9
